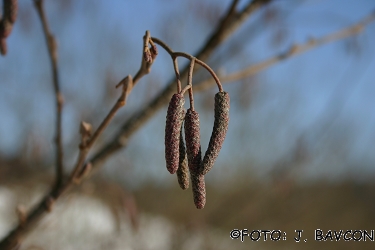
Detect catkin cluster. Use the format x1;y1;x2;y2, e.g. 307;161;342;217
0;0;18;55
165;88;230;209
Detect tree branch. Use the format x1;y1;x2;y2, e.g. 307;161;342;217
34;0;64;188
194;10;375;92
0;31;157;250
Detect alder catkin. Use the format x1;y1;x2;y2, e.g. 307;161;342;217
184;108;202;173
177;121;189;190
200;91;230;175
191;172;206;209
165;93;185;174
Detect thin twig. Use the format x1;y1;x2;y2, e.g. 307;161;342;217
174;52;223;92
173;57;182;93
194;10;375;92
133;31;155;85
149;39;225;92
33;0;64;188
187;58;195;110
70;76;133;182
180;84;192;95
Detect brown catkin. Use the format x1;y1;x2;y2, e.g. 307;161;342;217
165;93;185;174
184;108;202;173
200;91;230;175
191;172;206;209
177;121;189;190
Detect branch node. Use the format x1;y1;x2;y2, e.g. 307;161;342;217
180;85;191;95
73;162;92;184
116;75;133;106
80;121;92;148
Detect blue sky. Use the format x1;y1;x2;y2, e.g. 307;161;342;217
0;0;374;185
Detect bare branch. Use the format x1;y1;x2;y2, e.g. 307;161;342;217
0;31;156;250
0;0;18;55
70;76;133;183
194;10;375;92
33;0;64;188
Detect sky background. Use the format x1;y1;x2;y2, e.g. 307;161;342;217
0;0;374;187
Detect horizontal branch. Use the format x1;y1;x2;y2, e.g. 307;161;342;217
194;10;375;92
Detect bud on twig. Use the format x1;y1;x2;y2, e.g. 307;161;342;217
165;94;185;174
143;51;152;64
201;92;230;175
184;108;202;173
79;121;92;148
150;44;158;56
177;122;189;190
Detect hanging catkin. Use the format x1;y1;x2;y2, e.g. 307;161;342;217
184;108;202;173
191;172;206;209
200;91;230;175
165;93;185;174
177;117;189;190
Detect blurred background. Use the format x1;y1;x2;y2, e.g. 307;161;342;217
0;0;375;249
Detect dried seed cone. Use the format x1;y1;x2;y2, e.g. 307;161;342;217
184;108;202;173
201;91;230;175
191;172;206;209
4;0;18;24
177;123;189;190
165;93;185;174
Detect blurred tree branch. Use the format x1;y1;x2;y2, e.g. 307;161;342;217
195;10;375;92
34;0;64;188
